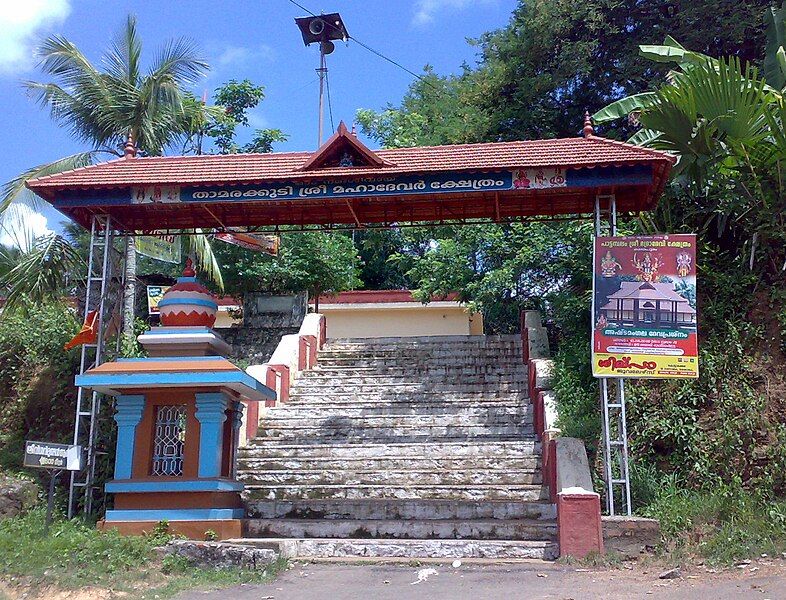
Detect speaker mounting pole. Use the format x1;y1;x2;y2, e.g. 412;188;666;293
294;12;349;148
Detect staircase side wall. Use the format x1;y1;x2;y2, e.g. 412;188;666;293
219;292;307;364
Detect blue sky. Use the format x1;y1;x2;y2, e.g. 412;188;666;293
0;0;517;243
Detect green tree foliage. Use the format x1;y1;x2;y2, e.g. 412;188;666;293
189;79;288;155
359;0;772;144
210;231;361;301
0;14;223;328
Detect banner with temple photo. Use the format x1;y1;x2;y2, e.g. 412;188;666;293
591;234;698;379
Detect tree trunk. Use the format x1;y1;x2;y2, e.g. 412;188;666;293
122;235;137;339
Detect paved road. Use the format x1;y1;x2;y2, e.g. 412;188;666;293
176;560;786;600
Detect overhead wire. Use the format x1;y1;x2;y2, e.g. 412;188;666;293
325;66;336;133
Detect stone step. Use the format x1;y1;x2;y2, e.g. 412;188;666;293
262;404;531;418
318;347;522;358
315;357;523;368
243;518;556;541
286;391;529;403
243;483;550;501
231;537;558;560
290;383;528;394
242;440;540;457
257;425;535;442
302;367;526;378
296;377;527;388
328;334;521;343
244;498;556;521
237;455;540;472
238;469;542;487
263;410;532;427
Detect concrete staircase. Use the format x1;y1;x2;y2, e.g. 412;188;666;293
236;335;557;560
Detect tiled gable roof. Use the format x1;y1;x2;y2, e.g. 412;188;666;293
26;136;674;192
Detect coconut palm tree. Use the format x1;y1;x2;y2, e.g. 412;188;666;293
1;15;223;331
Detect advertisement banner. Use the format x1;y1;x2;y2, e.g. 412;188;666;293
136;231;181;264
592;234;698;379
147;285;170;315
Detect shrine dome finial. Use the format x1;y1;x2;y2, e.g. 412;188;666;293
157;259;218;327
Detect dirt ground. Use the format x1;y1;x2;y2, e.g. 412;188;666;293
175;558;786;600
4;557;786;599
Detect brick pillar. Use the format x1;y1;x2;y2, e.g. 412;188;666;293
113;395;145;480
557;492;604;558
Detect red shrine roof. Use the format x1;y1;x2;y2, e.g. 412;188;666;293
28;137;671;191
26;122;675;231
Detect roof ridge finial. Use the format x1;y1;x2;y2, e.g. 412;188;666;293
123;132;137;158
583;110;595;138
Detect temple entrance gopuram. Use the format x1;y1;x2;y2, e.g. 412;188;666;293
27;118;674;559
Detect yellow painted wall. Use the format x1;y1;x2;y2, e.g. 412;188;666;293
321;304;484;339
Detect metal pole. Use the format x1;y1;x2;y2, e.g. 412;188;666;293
317;45;327;146
45;470;60;534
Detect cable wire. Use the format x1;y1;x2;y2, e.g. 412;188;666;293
325;64;336;133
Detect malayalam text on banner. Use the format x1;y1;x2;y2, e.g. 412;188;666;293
136;231;181;264
591;234;698;379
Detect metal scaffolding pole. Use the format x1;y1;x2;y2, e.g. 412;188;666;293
68;215;120;519
594;195;632;516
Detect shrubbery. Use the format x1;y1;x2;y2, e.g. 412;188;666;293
0;301;80;471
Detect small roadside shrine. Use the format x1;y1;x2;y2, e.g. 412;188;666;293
75;260;274;538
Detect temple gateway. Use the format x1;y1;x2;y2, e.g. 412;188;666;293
27;120;674;560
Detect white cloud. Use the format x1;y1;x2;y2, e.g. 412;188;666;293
246;110;269;129
215;44;275;68
0;204;53;250
412;0;495;27
0;0;71;75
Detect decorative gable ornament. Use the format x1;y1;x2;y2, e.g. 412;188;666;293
297;121;393;171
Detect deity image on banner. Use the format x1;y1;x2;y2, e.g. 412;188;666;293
676;251;692;278
632;251;663;282
600;250;622;277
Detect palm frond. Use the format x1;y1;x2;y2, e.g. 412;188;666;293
185;231;224;291
0;234;85;314
1;151;101;214
104;14;143;85
149;37;209;86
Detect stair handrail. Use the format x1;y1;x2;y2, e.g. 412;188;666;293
243;313;326;443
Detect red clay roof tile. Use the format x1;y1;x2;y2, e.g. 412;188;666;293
26;136;674;192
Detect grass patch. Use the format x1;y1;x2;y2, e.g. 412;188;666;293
640;480;786;565
0;509;286;598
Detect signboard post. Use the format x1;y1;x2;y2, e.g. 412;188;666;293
24;441;83;531
591;234;698;379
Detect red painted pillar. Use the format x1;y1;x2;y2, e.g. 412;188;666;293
318;315;327;348
306;334;317;368
244;398;259;439
266;364;290;404
557;493;604;559
534;391;545;439
547;439;557;503
298;336;308;371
